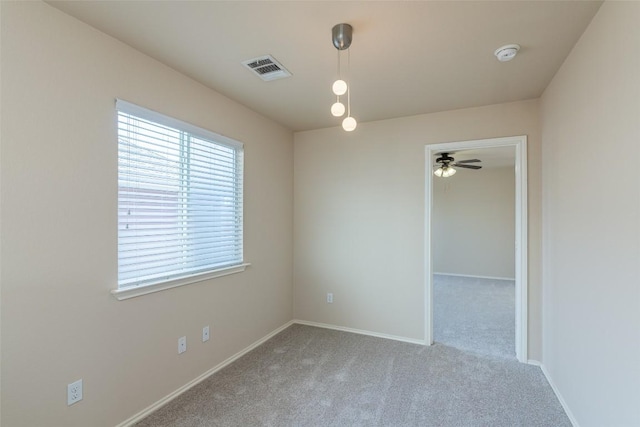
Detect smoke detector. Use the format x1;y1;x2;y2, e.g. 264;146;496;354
242;55;292;81
494;44;520;62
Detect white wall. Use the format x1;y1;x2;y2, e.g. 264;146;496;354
433;166;515;279
294;99;542;359
0;2;293;426
540;1;640;425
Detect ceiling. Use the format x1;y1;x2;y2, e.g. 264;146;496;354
48;1;602;132
435;146;516;170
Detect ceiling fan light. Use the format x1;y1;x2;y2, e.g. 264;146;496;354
434;166;456;177
342;116;357;131
331;101;346;117
332;79;348;96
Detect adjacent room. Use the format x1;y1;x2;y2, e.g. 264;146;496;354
1;1;638;426
432;147;517;359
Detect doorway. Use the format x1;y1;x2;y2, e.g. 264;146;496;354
424;136;528;362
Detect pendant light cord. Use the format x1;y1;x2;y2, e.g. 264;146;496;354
346;48;351;117
337;50;341;103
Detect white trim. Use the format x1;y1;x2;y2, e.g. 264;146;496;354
538;363;580;427
515;136;529;362
111;263;251;301
294;320;426;346
425;135;528;363
115;320;295;427
434;272;516;281
526;360;578;426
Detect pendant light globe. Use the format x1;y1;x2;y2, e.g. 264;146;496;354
331;101;346;117
332;79;348;96
342;116;357;132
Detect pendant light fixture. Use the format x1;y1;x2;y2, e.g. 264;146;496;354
331;23;357;132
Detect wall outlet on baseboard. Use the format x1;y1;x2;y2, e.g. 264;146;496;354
178;336;187;354
327;293;333;303
67;379;83;406
202;325;210;342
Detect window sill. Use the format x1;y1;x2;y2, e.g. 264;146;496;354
111;263;250;301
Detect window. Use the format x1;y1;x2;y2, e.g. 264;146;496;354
116;100;244;295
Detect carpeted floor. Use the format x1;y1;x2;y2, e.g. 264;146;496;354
433;274;515;359
135;324;570;426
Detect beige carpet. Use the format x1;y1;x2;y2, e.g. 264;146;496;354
135;324;570;426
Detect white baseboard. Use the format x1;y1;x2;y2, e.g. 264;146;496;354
434;272;516;281
116;320;295;427
293;319;426;346
527;360;579;427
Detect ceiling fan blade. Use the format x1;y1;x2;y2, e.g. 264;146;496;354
455;159;481;163
454;163;482;170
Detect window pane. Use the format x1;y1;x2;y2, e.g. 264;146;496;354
117;102;244;289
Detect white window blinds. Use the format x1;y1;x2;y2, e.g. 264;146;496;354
116;100;244;290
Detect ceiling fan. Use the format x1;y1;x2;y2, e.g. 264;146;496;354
433;152;482;177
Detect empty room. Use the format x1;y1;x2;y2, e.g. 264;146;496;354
431;146;518;360
1;1;638;426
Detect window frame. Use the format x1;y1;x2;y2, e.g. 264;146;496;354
112;99;248;300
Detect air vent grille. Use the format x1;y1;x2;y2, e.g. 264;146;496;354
242;55;292;81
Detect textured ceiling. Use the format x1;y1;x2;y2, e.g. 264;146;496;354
48;1;602;132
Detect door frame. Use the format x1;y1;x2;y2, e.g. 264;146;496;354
424;135;528;362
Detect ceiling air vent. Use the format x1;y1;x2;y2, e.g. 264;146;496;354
242;55;292;81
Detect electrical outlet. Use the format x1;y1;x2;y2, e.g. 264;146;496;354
67;379;83;406
202;326;210;342
327;293;333;303
178;336;187;354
